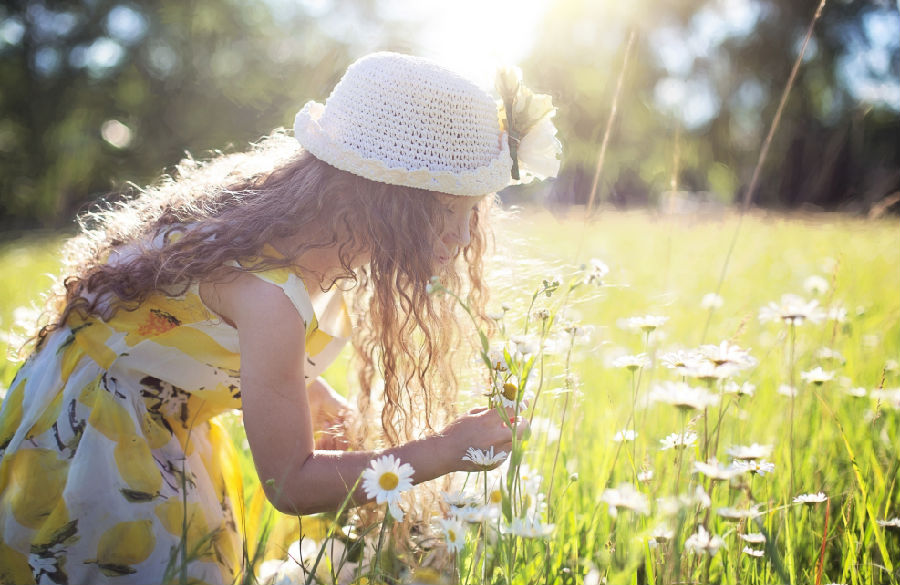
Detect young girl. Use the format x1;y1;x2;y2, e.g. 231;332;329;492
0;52;539;584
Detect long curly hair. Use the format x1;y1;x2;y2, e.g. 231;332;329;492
40;131;494;448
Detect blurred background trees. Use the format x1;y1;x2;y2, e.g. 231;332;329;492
1;0;898;230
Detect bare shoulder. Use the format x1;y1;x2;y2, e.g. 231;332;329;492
199;268;306;332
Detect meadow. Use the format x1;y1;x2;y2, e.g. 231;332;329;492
1;209;898;585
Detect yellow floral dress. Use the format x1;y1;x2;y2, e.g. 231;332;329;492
0;258;350;585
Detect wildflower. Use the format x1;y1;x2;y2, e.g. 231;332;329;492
441;490;480;510
701;293;724;310
650;381;720;410
486;309;506;321
801;367;834;385
492;375;534;409
699;341;757;370
803;275;829;295
534;308;551;321
740;532;766;544
876;518;900;529
487;344;510;371
816;347;846;364
827;304;848;323
694;485;711;509
660;432;698;450
585;259;610;285
613;429;637;442
361;455;414;520
680;360;738;381
717;505;762;520
637;469;654;482
612;353;651;371
743;546;765;558
437;518;466;552
623;315;669;333
794;492;827;504
693;459;746;481
727;443;773;460
886;359;899;373
871;388;900;410
500;516;555;538
759;294;825;326
845;386;867;398
732;459;775;475
685;526;725;555
724;380;756;397
510;334;540;356
778;384;799;397
455;504;501;524
462;446;508;469
651;523;674;542
660;349;702;371
601;484;650;517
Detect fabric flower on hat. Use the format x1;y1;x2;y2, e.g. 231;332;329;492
496;66;562;182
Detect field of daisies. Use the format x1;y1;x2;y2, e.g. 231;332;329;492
1;209;898;585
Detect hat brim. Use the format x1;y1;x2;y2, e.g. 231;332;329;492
293;101;512;197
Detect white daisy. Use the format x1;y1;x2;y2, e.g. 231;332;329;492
743;546;765;558
717;505;762;520
650;381;720;410
759;294;825;326
685;526;725;555
699;341;757;370
876;517;900;529
623;315;669;333
500;516;555;538
724;380;757;397
740;532;766;544
801;367;834;385
455;504;501;524
727;443;773;460
612;353;651;370
778;384;799;397
794;492;828;504
660;349;703;371
441;490;480;510
693;459;747;481
803;275;829;295
601;484;650;517
827;304;848;323
462;446;508;469
732;459;776;475
585;259;610;285
613;429;637;442
660;432;698;450
437;518;467;552
845;386;867;398
492;375;535;410
701;293;724;310
361;455;414;517
637;469;654;482
816;347;846;364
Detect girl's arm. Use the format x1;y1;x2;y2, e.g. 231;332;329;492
202;271;521;516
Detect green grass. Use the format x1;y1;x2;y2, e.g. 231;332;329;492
1;210;898;585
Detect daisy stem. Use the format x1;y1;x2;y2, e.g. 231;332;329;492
371;510;390;581
788;322;797;584
483;469;489;584
546;336;576;503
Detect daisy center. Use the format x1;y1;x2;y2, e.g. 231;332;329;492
379;471;399;491
502;382;518;401
490;489;503;504
448;529;457;542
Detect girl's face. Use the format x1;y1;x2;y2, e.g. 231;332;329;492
434;194;485;267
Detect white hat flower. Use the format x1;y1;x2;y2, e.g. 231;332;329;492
495;66;562;183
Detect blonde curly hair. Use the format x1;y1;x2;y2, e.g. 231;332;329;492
39;131;494;450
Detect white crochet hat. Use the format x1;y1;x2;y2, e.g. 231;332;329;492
293;52;513;196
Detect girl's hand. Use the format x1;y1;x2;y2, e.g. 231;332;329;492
438;406;530;472
307;378;355;450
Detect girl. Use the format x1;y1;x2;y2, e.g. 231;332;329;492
0;52;537;584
